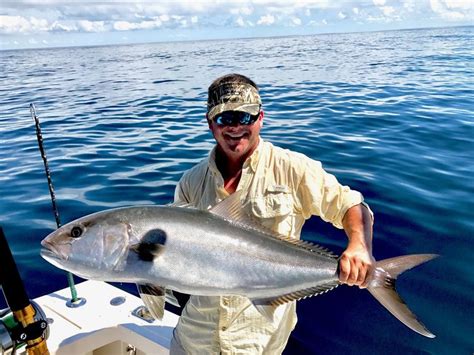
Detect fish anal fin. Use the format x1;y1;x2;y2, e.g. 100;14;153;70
253;282;340;309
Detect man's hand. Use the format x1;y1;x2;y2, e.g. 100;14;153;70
339;243;375;288
340;203;375;288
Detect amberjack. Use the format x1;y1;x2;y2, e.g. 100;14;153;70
41;191;438;337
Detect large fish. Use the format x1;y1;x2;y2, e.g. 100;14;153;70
40;191;438;337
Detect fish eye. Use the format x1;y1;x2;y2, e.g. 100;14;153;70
70;226;83;238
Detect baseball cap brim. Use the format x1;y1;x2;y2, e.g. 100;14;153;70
208;103;260;122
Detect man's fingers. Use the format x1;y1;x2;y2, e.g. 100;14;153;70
339;254;374;287
356;263;368;288
338;256;350;283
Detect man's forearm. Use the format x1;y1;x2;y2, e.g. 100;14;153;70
342;203;373;253
339;203;374;287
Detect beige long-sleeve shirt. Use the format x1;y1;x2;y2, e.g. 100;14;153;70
173;139;368;354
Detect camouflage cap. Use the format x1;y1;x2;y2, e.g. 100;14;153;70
207;74;262;121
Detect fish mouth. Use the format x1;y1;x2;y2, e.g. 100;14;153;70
40;239;68;261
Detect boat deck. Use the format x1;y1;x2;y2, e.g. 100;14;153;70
30;280;179;354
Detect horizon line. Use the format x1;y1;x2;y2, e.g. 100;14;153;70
1;24;472;52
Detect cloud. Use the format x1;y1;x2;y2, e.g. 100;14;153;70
230;6;254;16
291;17;302;26
257;14;275;25
0;16;32;34
430;0;474;20
1;0;473;40
338;11;347;19
113;19;162;31
77;20;106;32
381;6;396;16
235;16;246;27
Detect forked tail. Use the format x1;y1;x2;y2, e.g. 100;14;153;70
367;254;438;338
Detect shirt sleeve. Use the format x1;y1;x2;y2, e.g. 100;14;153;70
296;158;370;229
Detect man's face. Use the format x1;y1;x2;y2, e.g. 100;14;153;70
208;111;263;161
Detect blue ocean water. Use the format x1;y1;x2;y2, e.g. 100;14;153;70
1;26;473;354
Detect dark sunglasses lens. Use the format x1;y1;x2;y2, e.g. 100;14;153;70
215;112;257;126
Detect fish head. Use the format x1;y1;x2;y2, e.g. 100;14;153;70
40;209;133;280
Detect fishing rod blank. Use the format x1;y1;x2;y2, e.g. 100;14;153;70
30;103;81;306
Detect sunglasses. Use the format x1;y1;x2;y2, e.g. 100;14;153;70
213;111;260;126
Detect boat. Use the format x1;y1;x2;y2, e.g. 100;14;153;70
0;227;178;355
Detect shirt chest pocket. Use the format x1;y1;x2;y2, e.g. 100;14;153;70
249;185;294;219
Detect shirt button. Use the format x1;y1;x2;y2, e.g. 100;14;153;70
222;299;229;306
221;326;227;331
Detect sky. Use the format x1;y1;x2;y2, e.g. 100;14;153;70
0;0;473;50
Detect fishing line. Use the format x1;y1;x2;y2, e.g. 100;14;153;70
30;103;79;304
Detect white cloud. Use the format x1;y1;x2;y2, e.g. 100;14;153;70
77;20;106;32
257;14;275;25
0;16;32;34
291;17;302;26
235;16;246;27
160;15;170;22
402;0;416;12
113;20;163;31
430;0;473;20
50;21;76;32
1;0;473;40
381;6;396;16
230;6;254;16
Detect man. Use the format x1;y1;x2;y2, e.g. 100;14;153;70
171;73;375;354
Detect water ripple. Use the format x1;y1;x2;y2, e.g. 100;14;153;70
1;26;473;354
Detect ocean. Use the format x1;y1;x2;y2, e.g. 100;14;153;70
1;26;473;354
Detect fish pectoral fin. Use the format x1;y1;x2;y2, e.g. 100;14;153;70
250;300;276;323
164;289;181;308
137;283;166;321
129;229;167;262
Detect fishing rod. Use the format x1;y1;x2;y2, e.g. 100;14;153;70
0;226;49;354
30;103;82;307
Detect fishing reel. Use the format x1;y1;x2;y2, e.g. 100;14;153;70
0;301;49;355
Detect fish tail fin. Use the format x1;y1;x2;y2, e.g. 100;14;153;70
367;254;438;338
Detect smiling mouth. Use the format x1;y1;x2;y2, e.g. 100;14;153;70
225;132;247;139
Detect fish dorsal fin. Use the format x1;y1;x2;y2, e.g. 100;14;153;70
210;191;338;259
167;200;196;209
275;236;338;259
252;281;340;307
209;190;275;237
209;190;248;222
